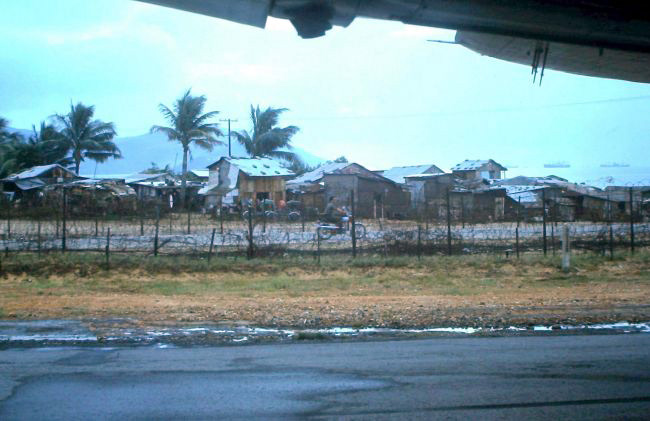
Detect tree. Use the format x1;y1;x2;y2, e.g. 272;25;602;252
0;117;21;144
53;103;120;174
0;121;70;178
234;105;300;162
142;162;176;176
333;156;348;163
284;159;314;176
151;89;223;207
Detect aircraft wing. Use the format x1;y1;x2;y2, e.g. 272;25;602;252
135;1;650;83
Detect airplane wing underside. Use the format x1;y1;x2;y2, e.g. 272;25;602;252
136;0;650;83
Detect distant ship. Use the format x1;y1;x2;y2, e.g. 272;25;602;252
544;161;570;168
600;162;630;168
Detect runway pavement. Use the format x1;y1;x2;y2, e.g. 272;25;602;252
1;334;650;419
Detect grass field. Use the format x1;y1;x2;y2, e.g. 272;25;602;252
0;250;648;327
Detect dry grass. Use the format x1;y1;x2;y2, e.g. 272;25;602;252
0;250;648;326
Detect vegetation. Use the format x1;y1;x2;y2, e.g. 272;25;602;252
1;251;647;323
0;121;70;178
142;162;176;176
151;89;223;207
283;158;314;176
52;103;120;174
234;105;300;163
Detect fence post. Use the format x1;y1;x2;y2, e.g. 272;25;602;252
316;228;321;264
516;197;520;258
542;188;547;256
61;188;67;253
220;205;224;235
187;205;191;235
263;208;267;233
460;195;465;228
105;227;110;271
551;221;556;256
6;202;10;239
301;203;305;233
169;208;173;235
95;216;99;237
424;200;429;232
351;190;357;259
562;224;570;273
154;205;160;257
208;228;216;263
629;187;635;254
247;205;254;259
140;198;145;236
609;224;614;260
446;188;452;256
37;219;42;255
417;224;422;260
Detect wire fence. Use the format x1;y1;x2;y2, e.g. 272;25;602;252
0;189;648;263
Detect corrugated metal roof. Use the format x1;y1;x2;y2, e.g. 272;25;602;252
15;178;46;190
211;157;294;177
404;173;451;180
451;159;507;171
125;173;171;183
4;164;74;181
287;162;348;186
451;159;490;171
380;164;444;184
190;170;209;178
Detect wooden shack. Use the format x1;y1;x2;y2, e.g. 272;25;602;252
201;157;294;208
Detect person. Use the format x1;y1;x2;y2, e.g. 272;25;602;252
323;196;345;226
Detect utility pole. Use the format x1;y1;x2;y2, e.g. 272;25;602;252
220;118;238;158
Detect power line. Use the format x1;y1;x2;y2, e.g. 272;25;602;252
289;94;650;122
219;118;238;158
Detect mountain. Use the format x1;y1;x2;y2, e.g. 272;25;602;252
71;132;325;177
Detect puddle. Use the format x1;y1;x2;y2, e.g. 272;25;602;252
1;320;648;348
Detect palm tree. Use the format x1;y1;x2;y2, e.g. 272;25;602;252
234;105;300;162
0;122;70;178
151;89;223;208
0;117;21;144
53;103;120;174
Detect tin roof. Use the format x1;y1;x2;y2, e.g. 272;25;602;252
451;159;507;171
190;169;209;178
4;164;76;181
124;173;172;183
287;162;349;186
208;157;294;177
379;164;444;184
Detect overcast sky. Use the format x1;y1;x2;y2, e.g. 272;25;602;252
1;0;649;171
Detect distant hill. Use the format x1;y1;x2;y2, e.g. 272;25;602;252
51;131;325;177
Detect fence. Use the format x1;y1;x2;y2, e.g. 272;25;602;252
0;188;648;263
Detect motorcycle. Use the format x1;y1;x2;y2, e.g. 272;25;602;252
317;214;366;240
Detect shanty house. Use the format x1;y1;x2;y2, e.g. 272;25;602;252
320;163;410;218
2;164;80;202
200;157;294;209
286;162;350;211
451;159;507;180
378;164;444;185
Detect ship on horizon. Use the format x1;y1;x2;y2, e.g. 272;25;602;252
544;161;570;168
600;162;630;168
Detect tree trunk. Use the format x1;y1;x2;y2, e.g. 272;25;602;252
181;145;188;210
74;148;82;175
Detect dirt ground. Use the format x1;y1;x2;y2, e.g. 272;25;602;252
1;252;648;328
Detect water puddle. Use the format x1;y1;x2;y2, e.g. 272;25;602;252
0;320;648;348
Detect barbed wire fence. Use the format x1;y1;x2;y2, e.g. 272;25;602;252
0;187;647;266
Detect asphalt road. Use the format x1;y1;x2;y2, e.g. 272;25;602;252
1;334;650;419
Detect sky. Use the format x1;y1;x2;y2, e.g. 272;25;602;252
1;0;650;173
